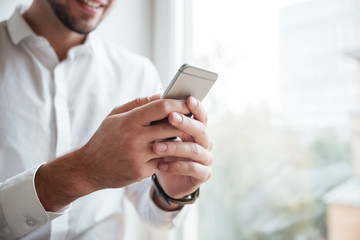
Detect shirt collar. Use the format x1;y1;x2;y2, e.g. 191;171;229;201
7;5;37;45
7;5;95;57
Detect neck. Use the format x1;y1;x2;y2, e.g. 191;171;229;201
23;1;86;61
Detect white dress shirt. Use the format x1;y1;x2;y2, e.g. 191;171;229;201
0;6;189;240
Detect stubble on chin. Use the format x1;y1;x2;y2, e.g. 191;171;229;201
46;0;100;35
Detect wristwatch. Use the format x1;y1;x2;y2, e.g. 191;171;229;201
151;174;200;206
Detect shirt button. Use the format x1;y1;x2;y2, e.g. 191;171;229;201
26;218;38;226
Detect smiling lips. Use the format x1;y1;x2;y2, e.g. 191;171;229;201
79;0;103;8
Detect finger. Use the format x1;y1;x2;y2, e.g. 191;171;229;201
168;112;212;149
132;99;191;125
108;94;161;116
143;158;162;177
158;161;212;183
144;122;184;143
180;133;195;143
152;141;213;166
187;96;208;125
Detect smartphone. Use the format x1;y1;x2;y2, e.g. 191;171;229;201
151;64;217;128
161;64;218;102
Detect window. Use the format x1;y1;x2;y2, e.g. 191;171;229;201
184;0;360;239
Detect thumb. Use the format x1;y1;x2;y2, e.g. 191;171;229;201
108;94;161;116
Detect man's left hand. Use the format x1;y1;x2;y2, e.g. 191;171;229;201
152;96;213;210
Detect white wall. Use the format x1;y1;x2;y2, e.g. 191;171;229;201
0;0;153;59
0;0;32;20
152;0;187;86
96;0;153;59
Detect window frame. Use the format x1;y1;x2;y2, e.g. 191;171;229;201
152;1;200;240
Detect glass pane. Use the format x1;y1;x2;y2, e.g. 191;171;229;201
187;0;360;239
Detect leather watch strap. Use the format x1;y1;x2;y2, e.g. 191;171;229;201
151;174;200;206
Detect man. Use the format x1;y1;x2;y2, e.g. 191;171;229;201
0;0;213;239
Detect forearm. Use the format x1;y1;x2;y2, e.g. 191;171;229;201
34;147;95;212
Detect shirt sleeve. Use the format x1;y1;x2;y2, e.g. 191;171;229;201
124;179;191;230
0;164;68;239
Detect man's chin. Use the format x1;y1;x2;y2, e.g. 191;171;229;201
63;20;99;35
47;0;101;35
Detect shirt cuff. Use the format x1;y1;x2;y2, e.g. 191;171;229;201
127;178;191;230
147;185;192;229
0;164;68;238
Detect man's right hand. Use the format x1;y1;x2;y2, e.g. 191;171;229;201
35;94;191;212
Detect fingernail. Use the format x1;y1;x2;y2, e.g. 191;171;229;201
190;96;198;108
155;143;167;152
172;112;182;123
159;163;169;171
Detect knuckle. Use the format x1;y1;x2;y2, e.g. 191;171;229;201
203;114;208;125
170;143;178;154
207;152;214;165
200;125;207;137
108;106;122;116
110;106;118;115
181;101;189;112
158;100;171;114
208;139;214;151
174;161;183;173
179;114;188;127
133;97;144;107
189;162;197;173
191;143;201;156
206;167;213;181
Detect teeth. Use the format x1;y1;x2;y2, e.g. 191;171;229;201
81;0;101;8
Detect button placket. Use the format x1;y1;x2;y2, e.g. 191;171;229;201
51;62;71;239
53;63;72;157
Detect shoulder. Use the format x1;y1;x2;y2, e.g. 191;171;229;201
88;34;162;95
90;34;156;73
0;20;12;48
0;19;7;32
0;19;21;86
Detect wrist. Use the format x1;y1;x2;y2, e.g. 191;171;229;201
152;186;183;211
34;148;96;212
151;174;199;211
